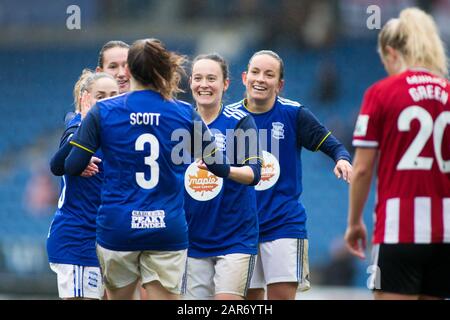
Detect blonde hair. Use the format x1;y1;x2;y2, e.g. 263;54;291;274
73;69;94;112
378;7;448;77
73;69;115;112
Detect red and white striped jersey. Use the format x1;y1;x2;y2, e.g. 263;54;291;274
353;69;450;244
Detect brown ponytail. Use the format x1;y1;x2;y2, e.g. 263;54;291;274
128;38;187;100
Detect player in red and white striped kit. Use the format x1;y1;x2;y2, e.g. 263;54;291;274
345;7;450;300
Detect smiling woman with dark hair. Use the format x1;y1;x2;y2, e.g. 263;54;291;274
183;53;262;300
230;50;352;300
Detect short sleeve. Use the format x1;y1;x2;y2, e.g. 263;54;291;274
352;85;382;148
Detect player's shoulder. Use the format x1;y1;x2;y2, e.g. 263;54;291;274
276;96;304;116
172;99;195;118
224;100;246;111
367;71;412;96
223;101;249;121
65;111;81;128
276;96;302;108
175;99;194;110
97;92;128;110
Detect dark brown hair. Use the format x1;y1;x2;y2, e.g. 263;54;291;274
97;40;130;69
248;50;285;80
128;38;187;100
192;53;229;82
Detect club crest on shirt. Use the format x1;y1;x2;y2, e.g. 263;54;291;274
214;133;226;151
271;122;285;139
255;151;280;191
185;163;223;201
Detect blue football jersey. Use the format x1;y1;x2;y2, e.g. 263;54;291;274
47;113;103;266
184;105;261;258
69;90;226;251
230;97;335;242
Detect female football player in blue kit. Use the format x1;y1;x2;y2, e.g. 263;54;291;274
229;50;353;300
183;54;262;300
96;40;130;94
64;39;233;300
47;70;119;299
96;40;151;300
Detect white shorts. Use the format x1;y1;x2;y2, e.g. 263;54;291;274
96;244;187;295
49;263;104;299
249;238;310;291
182;254;256;299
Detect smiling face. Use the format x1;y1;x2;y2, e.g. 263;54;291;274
81;77;119;118
89;77;119;103
97;47;130;93
190;58;229;110
243;54;284;109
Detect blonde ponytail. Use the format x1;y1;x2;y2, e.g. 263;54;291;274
378;7;448;77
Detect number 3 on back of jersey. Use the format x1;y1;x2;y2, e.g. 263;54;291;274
135;133;160;189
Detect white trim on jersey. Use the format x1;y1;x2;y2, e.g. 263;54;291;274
97;91;128;103
177;100;192;108
223;106;247;121
384;198;400;243
277;97;301;107
444;198;450;243
352;139;379;147
414;197;432;244
225;101;243;109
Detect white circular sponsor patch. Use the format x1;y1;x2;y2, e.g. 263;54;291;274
255;151;280;191
185;162;223;201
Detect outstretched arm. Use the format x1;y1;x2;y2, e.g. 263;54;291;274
318;135;353;183
296;106;352;183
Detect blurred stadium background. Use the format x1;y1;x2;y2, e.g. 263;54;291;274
0;0;448;299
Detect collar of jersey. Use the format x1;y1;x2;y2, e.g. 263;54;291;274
243;97;277;116
195;103;223;126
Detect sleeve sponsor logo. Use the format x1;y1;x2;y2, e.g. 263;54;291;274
353;115;369;137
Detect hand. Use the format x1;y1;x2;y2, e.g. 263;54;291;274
334;159;352;183
80;91;92;119
81;156;102;177
196;159;208;171
344;222;367;260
